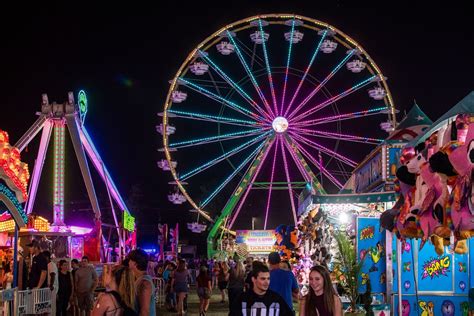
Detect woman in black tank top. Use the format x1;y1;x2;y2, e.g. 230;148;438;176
299;265;342;316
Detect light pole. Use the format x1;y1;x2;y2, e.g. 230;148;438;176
251;217;256;230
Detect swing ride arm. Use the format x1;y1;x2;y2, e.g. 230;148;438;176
207;135;274;258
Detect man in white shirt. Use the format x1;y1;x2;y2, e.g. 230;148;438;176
43;251;58;315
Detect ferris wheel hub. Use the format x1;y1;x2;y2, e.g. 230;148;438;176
272;116;289;133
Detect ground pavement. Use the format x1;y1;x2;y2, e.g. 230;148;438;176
157;287;230;315
157;287;301;315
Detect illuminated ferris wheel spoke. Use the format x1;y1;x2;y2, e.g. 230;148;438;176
293;107;388;128
290;74;378;123
287;49;356;121
292;139;343;188
226;30;275;118
167;109;259;128
258;19;279;116
289;131;357;167
263;136;279;229
295;127;384;144
279;137;297;224
177;77;265;121
283;30;327;117
228;138;276;229
168;128;267;149
200;140;267;208
280;19;296;116
282;137;311;183
179;132;270;181
198;51;271;120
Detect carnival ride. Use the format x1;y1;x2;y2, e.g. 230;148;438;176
10;91;133;260
158;14;398;256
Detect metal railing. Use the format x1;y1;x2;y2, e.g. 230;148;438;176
0;288;52;316
152;277;165;307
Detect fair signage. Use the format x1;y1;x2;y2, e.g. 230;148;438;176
236;230;276;253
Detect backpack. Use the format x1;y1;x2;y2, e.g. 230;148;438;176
109;291;138;316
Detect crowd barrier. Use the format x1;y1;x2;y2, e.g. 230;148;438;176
0;288;51;316
152;277;165;307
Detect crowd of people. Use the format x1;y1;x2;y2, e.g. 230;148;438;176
152;251;342;316
0;240;157;316
0;242;345;315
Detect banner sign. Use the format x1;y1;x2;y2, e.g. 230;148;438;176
236;230;276;253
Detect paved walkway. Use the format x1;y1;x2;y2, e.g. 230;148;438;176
157;287;230;315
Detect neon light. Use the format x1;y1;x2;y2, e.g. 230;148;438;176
263;137;278;229
226;30;275;118
179;132;270;181
178;78;262;120
293;107;387;127
228;140;275;229
293;140;343;188
169;128;264;148
280;19;295;115
199;51;271;120
290;75;377;123
288;50;355;120
295;128;384;144
279;138;297;224
290;132;357;167
167;109;257;125
284;30;327;117
53;121;65;225
201;141;267;207
258;19;278;115
78;90;88;124
0;183;28;224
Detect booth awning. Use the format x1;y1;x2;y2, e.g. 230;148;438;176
312;191;396;204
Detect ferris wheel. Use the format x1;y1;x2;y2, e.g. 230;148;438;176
159;14;396;246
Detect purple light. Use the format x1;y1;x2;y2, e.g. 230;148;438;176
295;127;383;144
284;30;327;117
289;75;377;123
69;225;93;235
258;19;279;116
228;139;275;229
280;138;297;224
293;140;343;188
289;132;357;167
292;107;386;127
264;137;279;230
287;50;355;121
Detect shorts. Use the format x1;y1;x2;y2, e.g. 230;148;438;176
197;287;211;299
175;281;188;293
76;292;94;311
218;281;228;290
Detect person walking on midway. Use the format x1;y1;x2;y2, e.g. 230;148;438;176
75;256;98;316
127;249;156;316
268;252;299;312
299;265;342;316
230;264;293;316
196;265;212;316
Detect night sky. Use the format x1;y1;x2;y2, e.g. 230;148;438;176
2;2;473;252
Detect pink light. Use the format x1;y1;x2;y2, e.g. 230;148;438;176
69;225;93;235
280;138;297;224
295;127;383;144
289;75;376;123
229;139;275;229
293;139;343;188
289;132;357;167
282;137;311;183
292;107;386;128
264;138;279;230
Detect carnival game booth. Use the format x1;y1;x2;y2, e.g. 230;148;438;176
379;92;474;315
